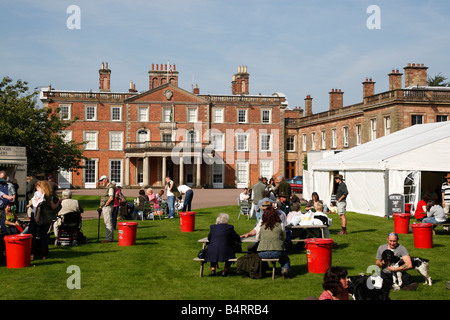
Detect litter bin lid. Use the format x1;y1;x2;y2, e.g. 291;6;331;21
180;211;195;216
118;222;138;226
304;238;334;245
393;213;411;217
412;223;433;228
4;234;32;241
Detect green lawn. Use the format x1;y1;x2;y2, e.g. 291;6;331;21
0;197;449;300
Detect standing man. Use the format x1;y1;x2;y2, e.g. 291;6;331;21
178;184;194;212
252;177;266;221
165;176;180;218
26;172;39;202
99;175;115;243
335;174;349;235
442;173;450;215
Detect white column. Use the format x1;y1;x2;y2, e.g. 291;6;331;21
179;156;184;185
143;156;149;186
196;156;201;188
162;156;167;185
124;157;130;186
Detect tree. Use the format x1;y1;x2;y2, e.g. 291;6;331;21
0;76;87;175
427;73;450;87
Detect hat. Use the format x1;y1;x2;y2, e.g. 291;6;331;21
99;175;108;181
260;200;273;209
335;174;344;180
445;173;450;179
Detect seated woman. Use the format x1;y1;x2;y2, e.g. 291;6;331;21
205;213;241;277
319;266;349;300
257;205;291;279
4;202;21;234
414;194;431;222
305;192;323;211
422;200;447;225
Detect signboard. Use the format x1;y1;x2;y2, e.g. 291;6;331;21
387;193;404;218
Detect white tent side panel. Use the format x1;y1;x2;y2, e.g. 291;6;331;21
346;171;386;217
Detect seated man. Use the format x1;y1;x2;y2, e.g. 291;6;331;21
53;189;84;238
239;188;250;201
375;232;417;291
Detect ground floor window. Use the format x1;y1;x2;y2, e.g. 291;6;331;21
110;160;122;185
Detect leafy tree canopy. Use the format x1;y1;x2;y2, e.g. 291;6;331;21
427;73;450;87
0;76;87;175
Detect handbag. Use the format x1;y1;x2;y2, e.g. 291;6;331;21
198;247;207;259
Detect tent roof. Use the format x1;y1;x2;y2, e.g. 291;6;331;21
312;121;450;171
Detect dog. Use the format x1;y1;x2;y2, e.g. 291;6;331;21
381;249;432;290
347;274;391;300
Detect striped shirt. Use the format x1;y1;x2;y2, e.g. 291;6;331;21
442;182;450;201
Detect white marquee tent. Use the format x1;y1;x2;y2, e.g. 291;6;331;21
309;121;450;217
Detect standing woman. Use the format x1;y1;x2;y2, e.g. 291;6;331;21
28;180;61;260
256;203;291;278
205;213;241;277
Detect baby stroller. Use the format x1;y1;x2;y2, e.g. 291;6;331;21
54;211;87;246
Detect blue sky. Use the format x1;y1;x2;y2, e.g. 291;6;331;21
1;0;450;113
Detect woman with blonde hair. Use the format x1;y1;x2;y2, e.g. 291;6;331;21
29;180;62;260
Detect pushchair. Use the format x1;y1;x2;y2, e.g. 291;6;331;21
54;211;87;246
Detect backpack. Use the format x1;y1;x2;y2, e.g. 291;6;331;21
236;253;264;279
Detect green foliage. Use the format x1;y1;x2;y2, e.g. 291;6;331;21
0;76;87;175
427;73;450;87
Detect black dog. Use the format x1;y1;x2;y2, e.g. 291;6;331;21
381;249;432;290
347;274;391;300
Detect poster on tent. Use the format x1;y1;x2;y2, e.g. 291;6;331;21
387;193;404;219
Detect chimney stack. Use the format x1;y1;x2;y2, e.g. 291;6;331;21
404;63;428;88
99;61;111;92
362;78;375;98
329;89;344;110
148;63;179;90
388;69;403;90
304;95;313;116
193;84;200;95
232;65;249;95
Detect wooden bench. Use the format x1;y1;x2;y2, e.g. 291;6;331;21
286;225;327;243
193;256;279;279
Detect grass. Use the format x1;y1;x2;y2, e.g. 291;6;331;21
0;195;449;301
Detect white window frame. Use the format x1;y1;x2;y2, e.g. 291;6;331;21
261;109;272;124
286;135;295;152
137;129;150;143
59;104;71;120
260;133;272;152
371;118;377;140
332;129;337;148
235;160;249;188
138;107;148;122
343;126;349;147
302;134;307;152
187;107;198;123
84;131;98;150
212;133;224;151
109;131;123;151
162;107;171;122
237;109;248;123
213;108;224;123
109;159;122;186
84;158;98;189
236;133;249;151
85;105;97;121
356;124;362;145
384;116;391;135
311;132;316;151
111;106;122;121
321;131;326;150
259;159;273;180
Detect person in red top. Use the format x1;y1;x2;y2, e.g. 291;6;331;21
414;194;431;221
319;266;349;300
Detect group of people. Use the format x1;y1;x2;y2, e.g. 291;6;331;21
98;175;194;243
413;173;450;227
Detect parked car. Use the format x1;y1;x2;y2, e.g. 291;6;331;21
285;177;303;193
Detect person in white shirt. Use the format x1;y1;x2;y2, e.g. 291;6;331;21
239;188;250;201
178;184;194;212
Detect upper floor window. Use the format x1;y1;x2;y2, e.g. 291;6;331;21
437;115;448;122
163;107;171;122
261;109;271;124
286;136;295;152
111;106;122;121
384;116;391;135
59;104;71;120
213;108;224;123
343;127;349;147
138;107;148;122
411;114;423;126
85;105;97;121
238;109;247;123
187;107;198;123
370;119;377;140
356;124;362;145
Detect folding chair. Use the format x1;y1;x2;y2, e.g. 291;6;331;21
154;202;167;219
237;198;251;220
142;201;154;220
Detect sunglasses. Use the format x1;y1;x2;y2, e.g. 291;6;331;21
388;232;398;237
